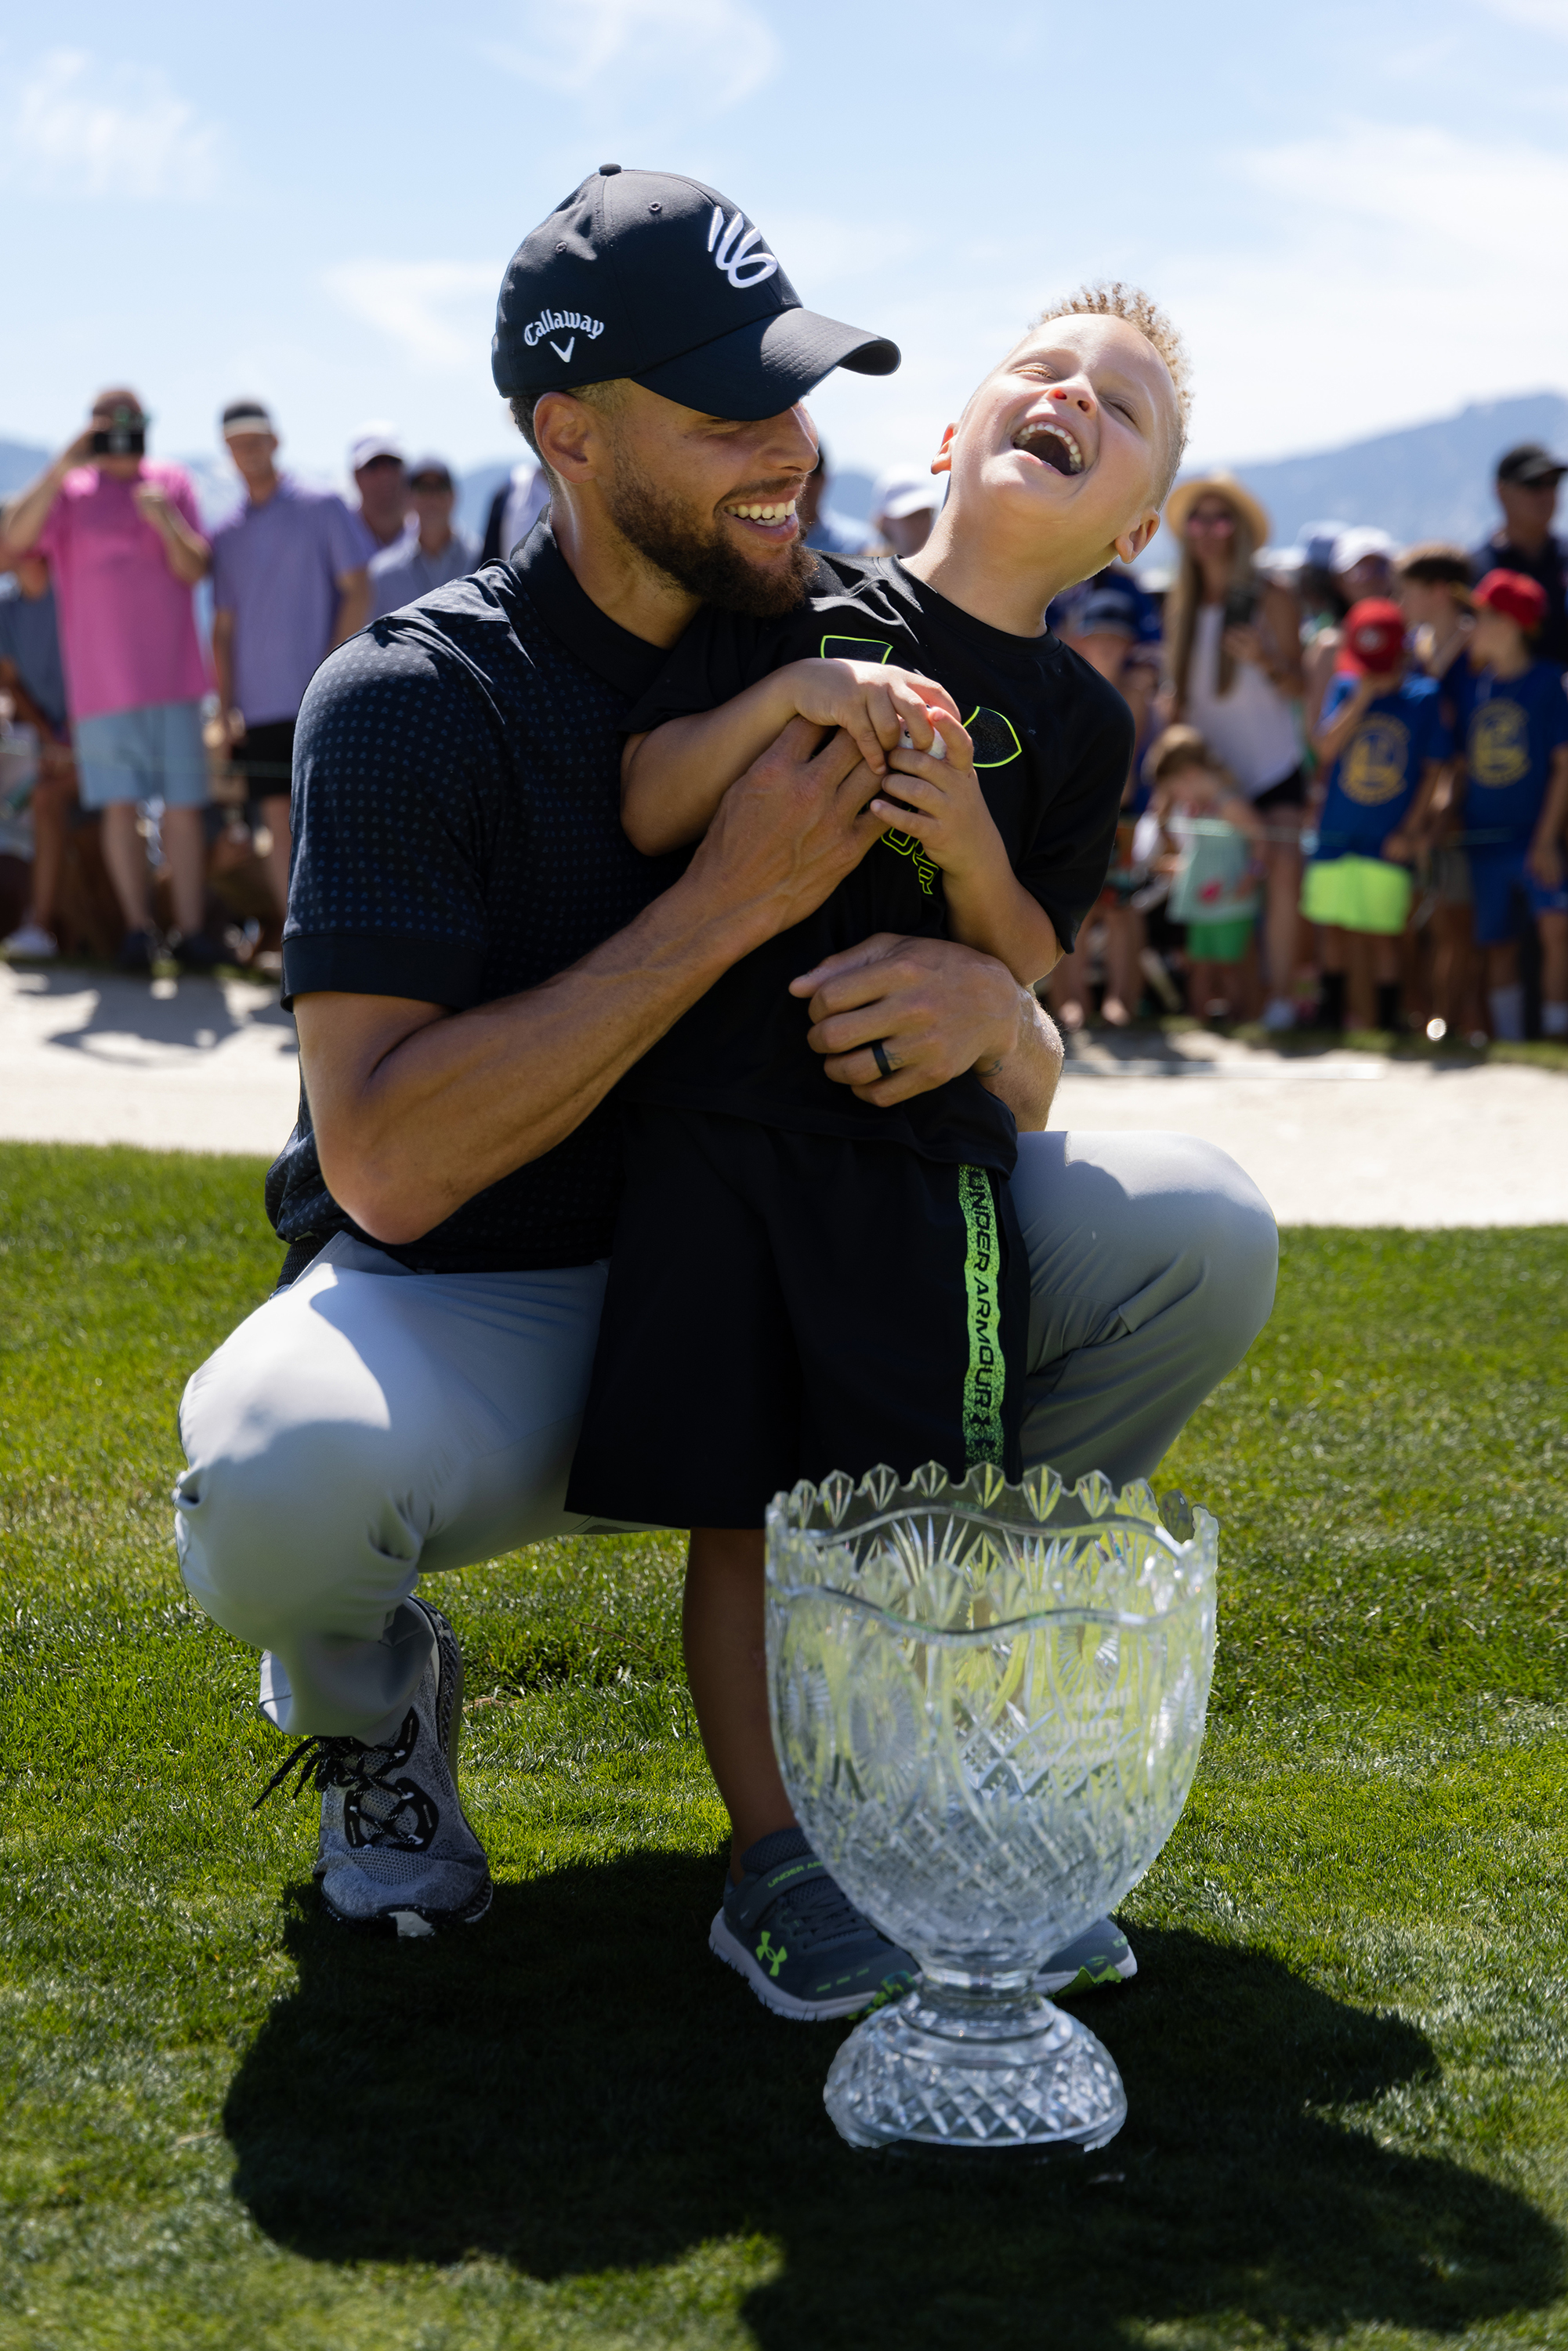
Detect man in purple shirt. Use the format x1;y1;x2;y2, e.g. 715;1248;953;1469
209;401;374;921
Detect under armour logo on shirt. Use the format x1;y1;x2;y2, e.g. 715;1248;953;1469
707;205;779;290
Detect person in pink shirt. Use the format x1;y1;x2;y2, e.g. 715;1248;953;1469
2;388;219;973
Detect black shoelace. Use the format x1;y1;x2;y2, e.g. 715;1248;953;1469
252;1732;381;1810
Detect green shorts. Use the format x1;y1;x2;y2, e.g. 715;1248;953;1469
1186;915;1255;963
1301;855;1412;936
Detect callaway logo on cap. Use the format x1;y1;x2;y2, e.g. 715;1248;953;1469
492;165;899;422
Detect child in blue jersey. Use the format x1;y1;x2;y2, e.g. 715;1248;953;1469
1304;598;1453;1034
1452;571;1568;1041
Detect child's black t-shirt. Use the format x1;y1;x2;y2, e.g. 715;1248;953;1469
619;552;1133;1174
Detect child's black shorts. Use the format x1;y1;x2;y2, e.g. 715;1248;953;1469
564;1104;1027;1531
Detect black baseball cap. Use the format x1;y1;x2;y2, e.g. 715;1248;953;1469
1497;442;1566;488
492;165;899;422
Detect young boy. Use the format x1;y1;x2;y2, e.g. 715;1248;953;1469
1303;598;1453;1034
1451;571;1568;1041
1145;724;1266;1020
564;288;1190;2020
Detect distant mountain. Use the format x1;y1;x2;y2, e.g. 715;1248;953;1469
1197;391;1568;552
0;439;49;499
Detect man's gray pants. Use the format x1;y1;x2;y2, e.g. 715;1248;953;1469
175;1130;1277;1742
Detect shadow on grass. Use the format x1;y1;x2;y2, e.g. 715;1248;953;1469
226;1855;1563;2350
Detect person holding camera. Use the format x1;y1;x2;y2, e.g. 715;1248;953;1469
2;388;219;973
1162;474;1305;1031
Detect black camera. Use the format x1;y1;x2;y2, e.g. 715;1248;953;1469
89;407;147;458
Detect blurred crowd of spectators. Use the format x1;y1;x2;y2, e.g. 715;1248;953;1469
2;389;1565;1045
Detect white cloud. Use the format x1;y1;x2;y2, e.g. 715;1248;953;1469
1476;0;1568;32
1164;118;1568;465
321;262;502;369
11;50;219;199
483;0;780;114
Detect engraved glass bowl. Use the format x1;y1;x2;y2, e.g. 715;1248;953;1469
765;1461;1217;2152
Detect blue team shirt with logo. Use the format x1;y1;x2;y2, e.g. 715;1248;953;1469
1314;672;1452;858
1451;658;1568;845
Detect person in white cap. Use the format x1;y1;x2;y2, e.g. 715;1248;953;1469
348;423;410;551
869;465;942;558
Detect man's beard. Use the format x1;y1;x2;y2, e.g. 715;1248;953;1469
604;451;815;618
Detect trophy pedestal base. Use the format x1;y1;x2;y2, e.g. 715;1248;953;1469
824;1987;1127;2153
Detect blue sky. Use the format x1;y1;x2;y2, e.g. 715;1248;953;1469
6;0;1568;494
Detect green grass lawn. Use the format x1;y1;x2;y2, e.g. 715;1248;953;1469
2;1142;1567;2351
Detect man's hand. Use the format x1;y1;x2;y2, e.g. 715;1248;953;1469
132;481;172;530
789;933;1025;1106
683;715;890;957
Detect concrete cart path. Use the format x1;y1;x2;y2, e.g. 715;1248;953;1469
1;965;302;1159
2;965;1564;1224
1055;1030;1566;1226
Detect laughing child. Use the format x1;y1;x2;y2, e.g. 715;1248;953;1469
564;285;1190;2023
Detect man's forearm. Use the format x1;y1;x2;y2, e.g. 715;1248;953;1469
211;614;235;716
331;573;371;647
299;716;886;1244
2;461;69;556
156;513;209;584
983;987;1064;1131
302;867;795;1243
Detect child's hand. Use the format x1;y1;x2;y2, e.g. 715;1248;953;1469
1381;828;1413;864
780;658;958;779
1527;831;1564;890
870;709;1001;881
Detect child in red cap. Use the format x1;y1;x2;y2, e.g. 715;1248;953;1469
1453;570;1568;1040
1303;597;1454;1032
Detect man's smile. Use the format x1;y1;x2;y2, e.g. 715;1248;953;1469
721;493;800;542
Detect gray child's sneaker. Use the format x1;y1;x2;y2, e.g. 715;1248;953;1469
1037;1916;1138;1996
254;1598;492;1936
710;1826;917;2020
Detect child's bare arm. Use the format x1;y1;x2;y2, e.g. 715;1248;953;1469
621;658;958;856
869;711;1061;986
1398;756;1452;848
1216;790;1268;850
1526;743;1568;889
1309;673;1380;768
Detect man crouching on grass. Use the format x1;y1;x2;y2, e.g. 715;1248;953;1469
174;166;1276;2008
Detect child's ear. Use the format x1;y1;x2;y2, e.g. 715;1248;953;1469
1113;510;1161;569
929;425;958;479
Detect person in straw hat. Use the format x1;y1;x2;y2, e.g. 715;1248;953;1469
1162;473;1306;1030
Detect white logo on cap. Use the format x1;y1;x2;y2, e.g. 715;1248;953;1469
522;308;607;356
707;205;779;291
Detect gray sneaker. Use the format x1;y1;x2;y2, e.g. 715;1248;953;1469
253;1599;492;1936
1037;1917;1138;1997
710;1827;917;2020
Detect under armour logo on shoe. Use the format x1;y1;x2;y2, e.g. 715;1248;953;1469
755;1929;788;1978
707;205;779;291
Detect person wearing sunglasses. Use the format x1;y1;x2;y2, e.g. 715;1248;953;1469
368;459;479;621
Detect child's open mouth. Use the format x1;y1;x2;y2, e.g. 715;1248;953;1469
1012;419;1084;476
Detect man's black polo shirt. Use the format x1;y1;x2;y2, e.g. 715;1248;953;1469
267;523;677;1272
1471;528;1568;669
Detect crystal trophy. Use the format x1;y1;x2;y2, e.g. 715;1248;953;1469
766;1462;1217;2153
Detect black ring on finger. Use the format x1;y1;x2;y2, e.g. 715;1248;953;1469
871;1039;894;1081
